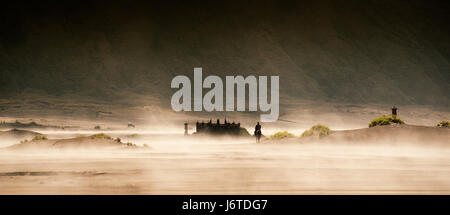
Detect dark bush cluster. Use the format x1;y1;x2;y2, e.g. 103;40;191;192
437;121;449;128
369;116;404;127
301;124;331;138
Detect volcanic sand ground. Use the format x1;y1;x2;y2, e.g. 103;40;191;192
0;130;449;194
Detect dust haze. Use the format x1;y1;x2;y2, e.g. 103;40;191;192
0;0;449;194
0;116;449;194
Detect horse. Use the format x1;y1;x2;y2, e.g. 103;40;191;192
254;130;262;143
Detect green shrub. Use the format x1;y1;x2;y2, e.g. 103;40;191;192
369;116;404;127
126;142;136;147
240;127;251;136
90;133;112;139
437;121;449;128
270;131;295;140
32;135;48;141
75;135;86;139
301;124;331;138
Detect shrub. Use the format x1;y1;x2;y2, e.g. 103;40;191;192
90;133;112;139
126;142;136;147
32;135;48;141
437;121;449;128
301;124;331;138
240;127;251;136
75;135;86;139
270;131;295;140
369;116;404;127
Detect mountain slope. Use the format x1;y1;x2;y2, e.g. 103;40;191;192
0;0;449;107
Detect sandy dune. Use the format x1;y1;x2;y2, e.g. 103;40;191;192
6;135;142;151
300;124;450;145
0;125;449;194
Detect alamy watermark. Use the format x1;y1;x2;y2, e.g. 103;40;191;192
171;68;279;122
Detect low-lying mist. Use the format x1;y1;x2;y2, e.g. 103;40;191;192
0;118;448;194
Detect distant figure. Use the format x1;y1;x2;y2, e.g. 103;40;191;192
184;123;188;135
94;125;101;130
128;122;135;128
254;122;262;143
392;106;398;118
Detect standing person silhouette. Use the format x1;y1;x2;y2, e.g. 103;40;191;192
254;122;262;143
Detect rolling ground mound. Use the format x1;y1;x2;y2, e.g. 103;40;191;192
269;124;450;145
323;125;450;144
0;128;41;140
6;135;145;151
0;121;77;130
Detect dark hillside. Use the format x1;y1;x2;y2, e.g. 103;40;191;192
0;0;449;107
